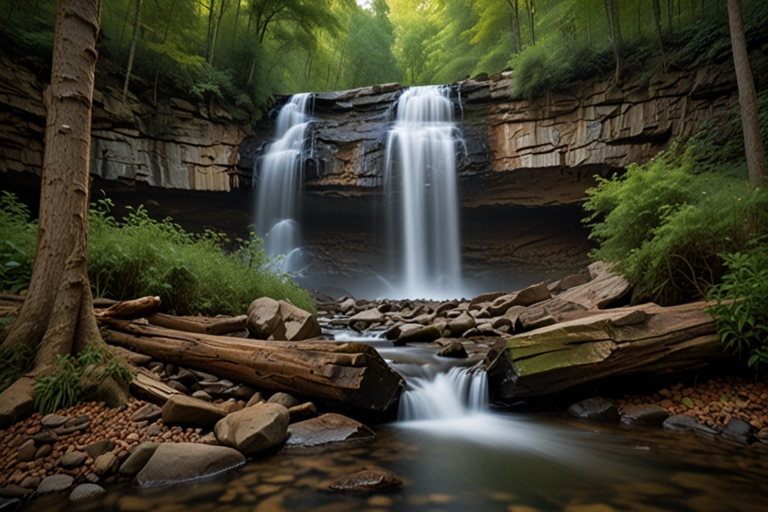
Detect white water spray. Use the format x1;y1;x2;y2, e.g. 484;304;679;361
254;93;312;271
398;366;487;421
385;86;462;299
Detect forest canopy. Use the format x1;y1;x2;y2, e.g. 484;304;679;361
1;0;766;120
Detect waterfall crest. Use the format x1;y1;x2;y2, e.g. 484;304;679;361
254;93;312;271
385;86;462;300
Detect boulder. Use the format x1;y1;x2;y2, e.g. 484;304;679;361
447;313;476;336
246;297;283;339
162;395;228;427
347;308;385;326
620;404;669;426
470;292;506;307
555;273;589;292
285;413;375;449
288;402;317;422
0;378;35;429
326;469;403;491
214;403;289;456
663;414;718;436
37;474;74;495
488;283;551;316
135;443;245;488
119;442;160;477
721;418;757;444
279;300;322;341
567;397;620;423
69;484;105;502
395;324;443;344
267;392;301;409
437;341;468;358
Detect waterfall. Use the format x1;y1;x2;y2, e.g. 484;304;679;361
254;93;312;272
385;86;462;300
398;366;488;421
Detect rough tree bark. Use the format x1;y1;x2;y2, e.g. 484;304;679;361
727;0;766;191
0;0;103;424
605;0;622;83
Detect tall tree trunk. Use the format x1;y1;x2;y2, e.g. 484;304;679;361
122;0;141;103
206;0;215;61
525;0;535;45
586;5;592;44
653;0;668;72
161;0;178;43
727;0;766;191
0;0;103;408
334;47;346;90
666;0;674;33
208;0;230;65
505;0;522;54
605;0;622;83
231;0;241;47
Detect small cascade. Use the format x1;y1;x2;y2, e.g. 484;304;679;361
398;366;488;421
254;93;312;272
385;86;462;300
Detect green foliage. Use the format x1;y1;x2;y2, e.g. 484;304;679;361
0;192;37;295
0;193;315;316
584;141;768;306
0;342;35;394
706;249;768;370
33;344;133;415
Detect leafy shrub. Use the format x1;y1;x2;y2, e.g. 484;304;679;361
33;344;133;414
0;193;316;316
584;142;768;305
0;341;35;393
706;249;768;369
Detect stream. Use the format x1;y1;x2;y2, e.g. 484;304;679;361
21;333;768;512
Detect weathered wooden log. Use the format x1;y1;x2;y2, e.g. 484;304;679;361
485;302;730;403
205;315;248;335
146;313;248;336
101;318;404;413
96;296;162;320
130;370;182;406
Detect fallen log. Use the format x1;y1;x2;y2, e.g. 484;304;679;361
101;318;404;413
146;313;248;336
96;296;162;320
485;302;730;404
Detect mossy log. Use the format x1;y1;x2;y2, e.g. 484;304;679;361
101;318;404;413
485;302;729;403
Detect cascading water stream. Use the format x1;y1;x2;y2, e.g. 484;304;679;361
397;366;488;421
385;86;462;299
254;93;312;272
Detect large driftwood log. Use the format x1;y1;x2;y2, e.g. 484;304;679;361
101;318;404;412
96;296;162;320
486;301;730;403
146;313;248;336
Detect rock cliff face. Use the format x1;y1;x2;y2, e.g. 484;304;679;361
0;53;249;193
238;61;739;208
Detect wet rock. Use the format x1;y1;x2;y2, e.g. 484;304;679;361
620;404;669;426
0;486;31;499
663;414;718;436
214;403;289;455
288;402;317;422
347;308;385;326
162;395;228;427
69;483;106;502
285;413;375;449
326;469;403;491
86;439;116;460
267;392;301;409
119;443;160;477
488;283;551;315
93;452;119;475
470;292;506;307
41;413;69;429
31;431;57;445
136;443;245;488
447;312;476;336
132;403;162;423
437;341;468;358
396;324;442;344
721;418;757;444
567;397;620;423
58;451;87;469
37;474;74;494
16;440;36;462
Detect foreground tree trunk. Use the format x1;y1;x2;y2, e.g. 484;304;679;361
0;0;103;424
101;318;405;413
727;0;766;191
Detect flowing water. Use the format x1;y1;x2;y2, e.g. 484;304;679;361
253;93;312;272
385;87;462;300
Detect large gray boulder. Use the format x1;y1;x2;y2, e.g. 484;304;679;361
285;413;375;449
135;443;245;488
119;442;160;477
247;297;283;339
162;395;227;427
214;403;289;456
246;297;321;341
279;301;322;341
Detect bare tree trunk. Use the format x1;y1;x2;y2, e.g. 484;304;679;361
727;0;766;191
206;0;215;61
231;0;241;47
666;0;674;33
653;0;668;72
122;0;141;103
605;0;622;82
505;0;522;53
586;5;592;44
208;0;230;65
1;0;103;408
524;0;535;45
334;47;345;90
